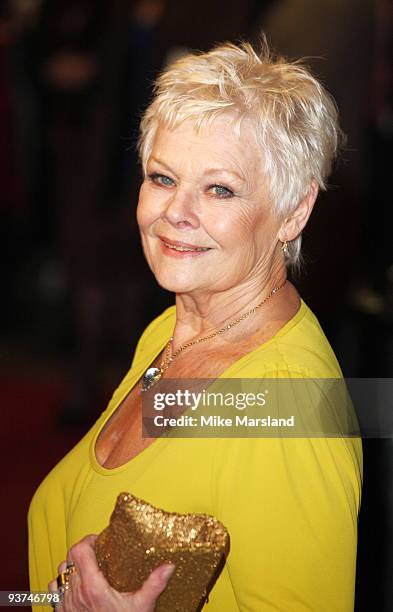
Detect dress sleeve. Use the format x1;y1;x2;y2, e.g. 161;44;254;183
217;438;361;612
28;480;68;611
212;411;362;610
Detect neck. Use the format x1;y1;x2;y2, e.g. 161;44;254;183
172;270;287;349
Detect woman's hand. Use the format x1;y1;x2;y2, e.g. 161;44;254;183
48;535;175;611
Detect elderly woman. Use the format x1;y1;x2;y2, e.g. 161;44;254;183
29;41;362;611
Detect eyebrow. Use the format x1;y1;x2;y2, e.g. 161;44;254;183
148;157;175;175
148;157;246;183
202;167;246;183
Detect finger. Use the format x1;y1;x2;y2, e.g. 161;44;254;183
52;558;80;609
67;535;110;596
48;561;68;598
67;535;98;571
132;565;175;610
68;535;103;581
69;533;97;554
61;566;83;611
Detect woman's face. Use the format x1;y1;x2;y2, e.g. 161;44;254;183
137;116;282;297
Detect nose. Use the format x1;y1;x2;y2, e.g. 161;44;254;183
161;187;200;229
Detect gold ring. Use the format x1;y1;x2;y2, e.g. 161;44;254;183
56;563;77;588
56;572;68;589
66;563;77;576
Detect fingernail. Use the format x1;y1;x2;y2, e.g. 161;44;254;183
161;565;175;581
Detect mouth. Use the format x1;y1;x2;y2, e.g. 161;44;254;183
158;236;212;254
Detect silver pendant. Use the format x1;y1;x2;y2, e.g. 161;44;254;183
141;367;162;392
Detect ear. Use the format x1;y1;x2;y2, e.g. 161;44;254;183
278;180;319;242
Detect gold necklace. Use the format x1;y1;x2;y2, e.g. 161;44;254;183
141;280;286;392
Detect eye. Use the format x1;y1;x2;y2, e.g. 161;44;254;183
209;184;235;199
147;172;175;187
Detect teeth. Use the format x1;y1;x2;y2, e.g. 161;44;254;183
164;242;209;252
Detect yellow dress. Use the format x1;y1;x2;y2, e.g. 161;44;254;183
28;300;362;611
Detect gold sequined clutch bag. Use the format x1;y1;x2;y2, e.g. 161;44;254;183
95;492;230;612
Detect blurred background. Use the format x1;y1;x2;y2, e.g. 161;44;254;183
0;0;392;609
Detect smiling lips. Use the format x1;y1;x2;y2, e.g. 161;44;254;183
158;236;211;255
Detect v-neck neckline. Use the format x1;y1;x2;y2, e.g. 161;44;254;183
89;299;307;475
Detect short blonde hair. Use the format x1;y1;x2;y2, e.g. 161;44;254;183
138;39;344;268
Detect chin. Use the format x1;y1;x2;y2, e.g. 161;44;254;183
152;268;204;294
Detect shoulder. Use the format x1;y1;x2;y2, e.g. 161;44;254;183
214;435;362;500
232;300;342;378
